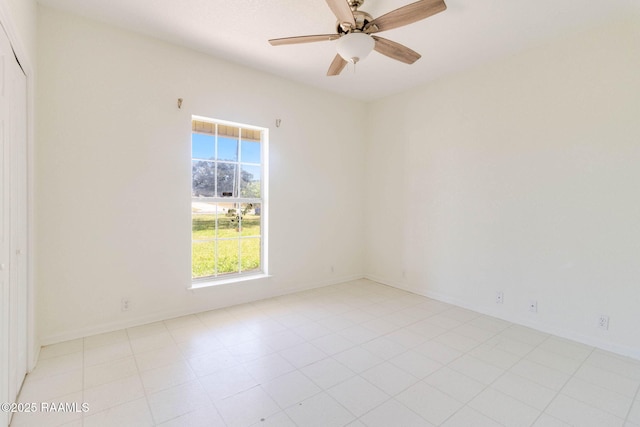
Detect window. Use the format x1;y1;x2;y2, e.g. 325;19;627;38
191;117;267;284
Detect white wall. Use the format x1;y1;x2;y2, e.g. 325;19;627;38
365;17;640;358
0;0;36;65
36;6;366;344
36;4;640;359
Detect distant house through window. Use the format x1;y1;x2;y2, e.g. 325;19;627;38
191;116;268;284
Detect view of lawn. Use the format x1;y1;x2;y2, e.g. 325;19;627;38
192;212;261;278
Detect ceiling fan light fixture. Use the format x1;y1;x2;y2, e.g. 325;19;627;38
337;32;374;64
268;0;447;76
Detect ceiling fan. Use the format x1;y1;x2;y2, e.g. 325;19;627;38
268;0;447;76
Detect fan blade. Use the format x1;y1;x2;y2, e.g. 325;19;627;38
327;54;348;76
325;0;356;29
366;0;446;33
269;34;339;46
373;36;421;64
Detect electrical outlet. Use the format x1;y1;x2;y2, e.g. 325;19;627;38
496;291;504;304
598;315;609;330
529;300;537;313
121;298;130;312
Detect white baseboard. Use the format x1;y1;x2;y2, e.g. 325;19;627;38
41;271;639;361
365;274;640;361
39;273;364;346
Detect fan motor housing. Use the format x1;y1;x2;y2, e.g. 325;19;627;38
337;10;374;34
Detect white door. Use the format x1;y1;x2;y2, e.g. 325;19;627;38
8;31;27;410
0;23;28;427
0;24;10;427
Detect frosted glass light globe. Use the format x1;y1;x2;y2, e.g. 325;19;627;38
337;32;375;64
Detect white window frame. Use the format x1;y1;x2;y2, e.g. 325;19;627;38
190;116;269;288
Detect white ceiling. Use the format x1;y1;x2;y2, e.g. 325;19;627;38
36;0;639;101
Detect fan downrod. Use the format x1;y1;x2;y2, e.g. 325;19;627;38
347;0;365;10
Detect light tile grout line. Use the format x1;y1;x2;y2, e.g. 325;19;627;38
434;317;637;427
14;300;427;425
246;312;372;425
330;300;546;425
433;316;546;426
95;300;635;427
387;303;640;427
161;316;230;426
527;344;596;427
520;335;640;422
243;296;382;425
327;298;462;424
348;305;514;426
231;289;427;425
530;344;640;426
124;327;159;427
624;379;640;425
24;283;640;427
358;310;476;424
331;309;436;423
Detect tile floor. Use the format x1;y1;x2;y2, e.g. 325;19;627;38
10;279;640;427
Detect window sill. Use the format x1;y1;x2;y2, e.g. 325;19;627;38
188;273;270;290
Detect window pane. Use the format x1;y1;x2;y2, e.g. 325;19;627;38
192;241;215;278
192;161;215;197
240;203;261;237
217;239;239;275
217;202;240;238
192;202;217;240
192;133;214;160
241;238;261;272
217;163;237;197
218;136;238;161
241;140;261;163
240;165;261;198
